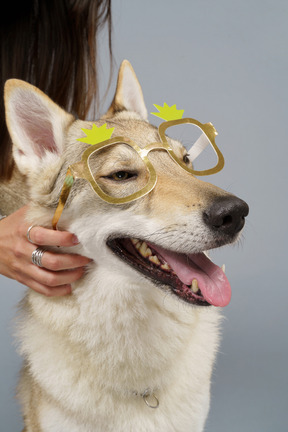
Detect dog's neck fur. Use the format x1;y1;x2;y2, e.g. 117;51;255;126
0;166;28;215
18;259;220;430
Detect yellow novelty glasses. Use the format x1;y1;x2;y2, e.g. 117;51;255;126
52;118;224;229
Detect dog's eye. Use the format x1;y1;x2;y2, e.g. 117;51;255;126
109;171;135;181
183;154;190;165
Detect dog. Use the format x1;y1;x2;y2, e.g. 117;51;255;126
4;60;248;431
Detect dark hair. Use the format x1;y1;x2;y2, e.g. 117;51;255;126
0;0;112;179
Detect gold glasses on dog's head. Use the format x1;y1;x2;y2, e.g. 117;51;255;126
52;104;225;229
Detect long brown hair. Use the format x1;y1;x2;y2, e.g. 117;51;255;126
0;0;112;180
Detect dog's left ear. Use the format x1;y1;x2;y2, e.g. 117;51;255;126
105;60;148;120
4;79;74;175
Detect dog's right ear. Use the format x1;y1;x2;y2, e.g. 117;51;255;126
105;60;148;120
4;80;74;176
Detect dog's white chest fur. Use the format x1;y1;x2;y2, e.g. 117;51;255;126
19;265;220;432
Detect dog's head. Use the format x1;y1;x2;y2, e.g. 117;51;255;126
4;60;248;308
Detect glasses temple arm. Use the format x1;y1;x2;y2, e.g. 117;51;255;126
187;133;210;162
52;167;75;230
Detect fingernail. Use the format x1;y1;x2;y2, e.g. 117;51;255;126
72;235;79;244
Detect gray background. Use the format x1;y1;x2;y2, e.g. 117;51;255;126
1;0;287;430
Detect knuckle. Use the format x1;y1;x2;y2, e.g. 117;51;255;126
43;272;58;287
47;255;61;271
10;260;20;274
7;253;19;271
18;221;26;238
14;240;24;259
32;229;45;245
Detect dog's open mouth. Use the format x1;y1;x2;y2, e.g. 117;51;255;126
107;238;231;307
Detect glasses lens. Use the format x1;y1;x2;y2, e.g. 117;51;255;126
163;123;218;173
87;143;150;200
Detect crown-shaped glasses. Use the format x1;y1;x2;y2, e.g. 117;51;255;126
52;104;224;229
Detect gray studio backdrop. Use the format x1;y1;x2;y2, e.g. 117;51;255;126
1;1;287;430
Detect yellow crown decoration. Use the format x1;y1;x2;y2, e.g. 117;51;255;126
151;103;184;121
77;123;115;145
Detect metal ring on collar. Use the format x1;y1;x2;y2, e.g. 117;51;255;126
31;247;46;268
142;389;160;409
27;225;37;244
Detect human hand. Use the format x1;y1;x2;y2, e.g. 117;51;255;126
0;205;91;296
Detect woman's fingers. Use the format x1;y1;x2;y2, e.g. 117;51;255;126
11;264;85;296
22;280;72;297
0;205;93;296
34;250;92;271
23;242;91;289
31;265;86;288
26;225;79;247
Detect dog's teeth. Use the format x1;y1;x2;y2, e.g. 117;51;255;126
146;247;152;257
139;242;152;258
139;242;147;255
191;279;199;293
161;263;171;271
221;264;226;274
149;255;161;265
131;238;142;250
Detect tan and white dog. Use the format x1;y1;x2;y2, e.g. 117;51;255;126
4;61;248;431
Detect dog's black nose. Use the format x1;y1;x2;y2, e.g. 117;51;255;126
203;196;249;236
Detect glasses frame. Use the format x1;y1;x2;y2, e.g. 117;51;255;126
52;118;224;229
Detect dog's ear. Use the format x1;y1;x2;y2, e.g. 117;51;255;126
4;79;74;175
105;60;148;120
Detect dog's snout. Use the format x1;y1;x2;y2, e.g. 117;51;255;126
203;196;249;236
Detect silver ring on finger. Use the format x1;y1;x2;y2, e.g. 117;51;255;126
27;225;37;244
31;247;47;268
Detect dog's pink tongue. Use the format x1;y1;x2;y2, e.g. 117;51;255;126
150;244;231;307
